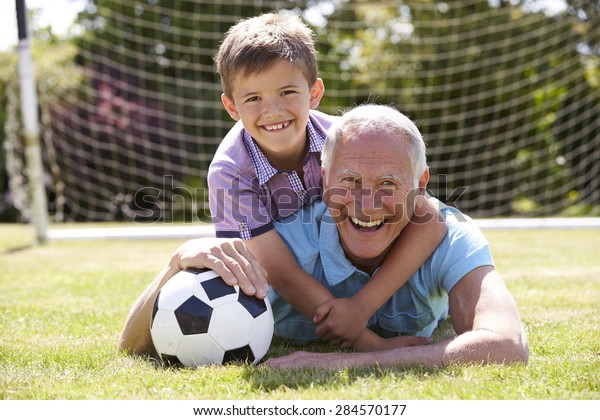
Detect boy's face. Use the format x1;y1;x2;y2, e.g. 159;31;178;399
221;60;324;163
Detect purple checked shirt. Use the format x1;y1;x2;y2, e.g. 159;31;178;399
207;110;337;239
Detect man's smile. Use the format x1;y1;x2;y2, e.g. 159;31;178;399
350;216;385;232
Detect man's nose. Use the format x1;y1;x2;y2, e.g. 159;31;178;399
353;187;381;215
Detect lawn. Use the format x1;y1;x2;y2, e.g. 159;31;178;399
0;223;598;401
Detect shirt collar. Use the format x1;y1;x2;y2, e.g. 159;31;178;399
243;116;325;186
317;206;365;286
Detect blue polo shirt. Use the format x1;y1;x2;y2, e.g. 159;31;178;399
269;199;495;342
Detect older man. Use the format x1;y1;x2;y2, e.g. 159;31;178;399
262;104;528;368
120;104;528;369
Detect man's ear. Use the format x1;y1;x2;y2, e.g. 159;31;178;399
221;94;240;121
418;167;430;195
309;78;325;109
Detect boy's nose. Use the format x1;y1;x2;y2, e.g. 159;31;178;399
263;98;284;117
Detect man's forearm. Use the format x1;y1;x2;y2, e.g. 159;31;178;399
265;327;528;370
118;260;180;356
360;326;528;368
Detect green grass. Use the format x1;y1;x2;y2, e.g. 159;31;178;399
1;223;599;400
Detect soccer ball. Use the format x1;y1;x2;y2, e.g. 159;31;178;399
150;268;274;367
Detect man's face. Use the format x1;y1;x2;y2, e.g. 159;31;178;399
322;127;428;272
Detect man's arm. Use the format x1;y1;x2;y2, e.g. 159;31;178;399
263;265;529;369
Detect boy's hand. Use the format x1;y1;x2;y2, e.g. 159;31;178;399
175;238;270;299
313;297;370;348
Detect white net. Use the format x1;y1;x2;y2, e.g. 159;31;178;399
6;0;600;222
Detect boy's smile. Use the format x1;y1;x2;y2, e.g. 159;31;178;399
221;59;324;169
263;120;292;132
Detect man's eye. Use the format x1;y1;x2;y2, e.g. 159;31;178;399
342;177;356;184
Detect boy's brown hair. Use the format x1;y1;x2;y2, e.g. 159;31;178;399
214;12;319;98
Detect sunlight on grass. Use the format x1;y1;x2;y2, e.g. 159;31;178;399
0;223;598;399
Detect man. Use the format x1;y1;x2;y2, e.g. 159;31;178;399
260;104;529;368
119;104;528;369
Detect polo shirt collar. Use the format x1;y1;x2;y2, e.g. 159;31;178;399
318;208;362;286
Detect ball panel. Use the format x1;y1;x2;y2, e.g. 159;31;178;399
248;309;275;363
208;302;254;349
160;354;184;368
177;334;225;366
237;291;268;318
150;309;183;356
201;276;237;301
174;296;213;335
157;270;197;310
151;290;161;323
223;345;255;364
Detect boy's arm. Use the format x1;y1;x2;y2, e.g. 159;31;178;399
315;197;448;348
245;229;336;321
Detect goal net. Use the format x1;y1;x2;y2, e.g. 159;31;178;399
5;0;599;225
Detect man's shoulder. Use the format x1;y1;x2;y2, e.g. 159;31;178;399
425;201;493;291
439;203;484;241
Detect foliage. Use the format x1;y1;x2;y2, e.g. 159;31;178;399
312;0;599;216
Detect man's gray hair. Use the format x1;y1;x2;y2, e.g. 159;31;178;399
322;104;427;182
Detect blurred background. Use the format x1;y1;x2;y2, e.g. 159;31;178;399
1;0;598;227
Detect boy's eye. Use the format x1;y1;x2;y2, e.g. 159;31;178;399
282;90;297;96
245;96;260;103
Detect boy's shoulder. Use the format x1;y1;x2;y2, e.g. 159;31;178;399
210;120;250;170
309;109;339;133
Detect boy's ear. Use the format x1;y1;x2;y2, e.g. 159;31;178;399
221;94;240;121
309;78;325;109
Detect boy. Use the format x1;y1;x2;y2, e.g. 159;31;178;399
118;13;446;355
207;13;447;350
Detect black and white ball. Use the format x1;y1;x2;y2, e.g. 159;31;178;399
150;268;274;367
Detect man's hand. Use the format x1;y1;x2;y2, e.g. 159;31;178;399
313;297;370;348
175;238;270;298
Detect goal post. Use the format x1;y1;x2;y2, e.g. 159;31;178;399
15;0;48;244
